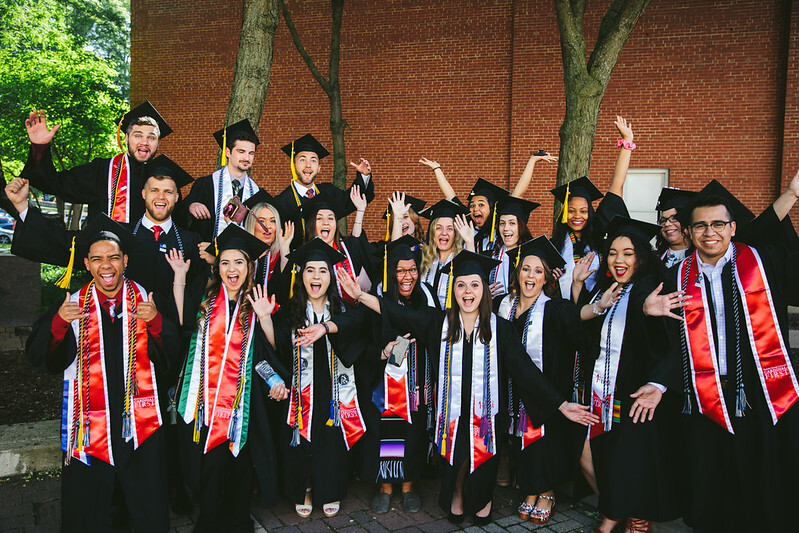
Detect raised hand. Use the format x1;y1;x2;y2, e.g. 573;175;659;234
349;157;371;176
198;242;215;265
5;178;30;213
629;384;663;423
532;152;558;164
488;281;504;297
598;282;623;312
57;293;87;323
350;184;367;212
643;283;689;320
551;267;564;281
278;221;295;254
454;214;476;247
572;252;596;283
558;402;601;426
787;169;799;199
25;110;60;144
418;157;440;170
132;292;158;323
336;266;362;300
165;249;190;277
248;284;277;319
614;115;634;142
389;191;410;217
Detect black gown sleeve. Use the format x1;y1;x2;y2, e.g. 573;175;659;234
592;192;628;242
183;176;216;241
21;144;107;205
378;298;445;360
10;204;73;266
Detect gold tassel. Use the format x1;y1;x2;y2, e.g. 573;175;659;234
220;126;227;168
489;204;497;243
383;244;388;290
55;237;76;289
115;116;125;152
385;209;391;241
560;182;570;224
514;247;521;269
214;237;218;257
289;267;296;299
290;141;299;182
445;261;454;309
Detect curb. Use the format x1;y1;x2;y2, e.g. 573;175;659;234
0;420;60;477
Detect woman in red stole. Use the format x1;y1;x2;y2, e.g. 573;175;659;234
573;216;687;533
322;250;597;527
171;224;286;533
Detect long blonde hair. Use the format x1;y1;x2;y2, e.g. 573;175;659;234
420;216;464;276
245;202;282;256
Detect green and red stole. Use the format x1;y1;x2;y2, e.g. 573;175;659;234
178;286;255;456
62;279;161;466
436;314;499;473
679;244;799;433
107;153;131;223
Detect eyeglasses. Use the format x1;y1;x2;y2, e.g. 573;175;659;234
658;215;679;226
395;267;418;277
689;220;733;233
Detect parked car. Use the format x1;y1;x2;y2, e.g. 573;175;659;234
0;226;12;244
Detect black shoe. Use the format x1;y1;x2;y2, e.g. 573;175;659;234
402;491;421;513
473;512;493;526
371;492;391;514
447;512;465;525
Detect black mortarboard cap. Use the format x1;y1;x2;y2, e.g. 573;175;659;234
145;155;194;189
657;187;696;213
243;190;277;211
118;101;172;139
76;214;136;260
604;215;661;243
300;191;353;221
550;176;603;204
694;179;754;223
450;250;501;281
418;199;469;221
508;235;566;271
213;118;260;148
288;237;345;268
496;196;541;225
382;194;426;219
281;133;330;159
387;235;422;264
204;223;269;260
467;178;509;206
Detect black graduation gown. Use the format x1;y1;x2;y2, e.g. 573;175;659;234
26;292;180;533
581;275;681;522
180;172;259;242
498;296;587;495
269;309;368;505
21;143;149;223
664;237;799;532
379;300;564;514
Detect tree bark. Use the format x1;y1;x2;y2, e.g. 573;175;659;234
218;0;280;167
554;0;651;195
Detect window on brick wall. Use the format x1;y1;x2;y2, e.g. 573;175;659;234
622;168;669;224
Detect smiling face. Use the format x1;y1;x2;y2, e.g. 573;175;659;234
395;259;418;298
84;240;128;297
314;209;337;244
469;195;491;228
294;151;320;187
566;196;589;236
219;249;248;298
126;124;159;163
401;211;415;236
499;214;520;248
432;216;455;254
226;139;256;175
517;255;546;300
607;236;638;284
142;176;178;223
659;207;685;247
689;205;736;265
454;274;484;314
302;260;331;302
253;206;277;246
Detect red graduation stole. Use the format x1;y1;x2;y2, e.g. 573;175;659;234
108;154;130;223
681;244;799;433
384;366;412;423
332;240;357;306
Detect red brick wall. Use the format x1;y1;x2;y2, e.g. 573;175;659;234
131;0;795;238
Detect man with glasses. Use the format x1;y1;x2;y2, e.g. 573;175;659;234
666;173;799;533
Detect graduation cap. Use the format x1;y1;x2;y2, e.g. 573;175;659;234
418;199;469;221
603;215;661;243
145;155;194;189
550;176;604;224
213;119;260;168
288;237;345;268
300;191;353;221
507;235;566;271
692;179;755;224
467;178;510;206
243;190;276;211
657;187;696;213
439;250;501;308
117;101;172;141
496;196;541;225
281;133;330;159
381;193;426;241
55;214;136;288
203;223;269;260
380;235;422;291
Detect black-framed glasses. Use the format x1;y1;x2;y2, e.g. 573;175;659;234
396;267;418;277
658;215;679;226
689;220;733;233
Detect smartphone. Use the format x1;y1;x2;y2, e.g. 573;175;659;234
388;335;410;367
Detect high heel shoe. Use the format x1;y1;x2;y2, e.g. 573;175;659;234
530;493;555;524
517;501;535;520
472;512;492;526
446;512;465;525
626;518;652;532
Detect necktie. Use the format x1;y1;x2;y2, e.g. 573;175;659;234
104;298;117;322
306;188;315;199
152;225;162;242
232;179;242;198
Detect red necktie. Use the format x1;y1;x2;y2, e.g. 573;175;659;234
306;189;315;199
152;225;162;242
104;299;117;322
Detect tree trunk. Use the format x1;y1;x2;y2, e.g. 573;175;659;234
328;0;347;191
218;0;280;167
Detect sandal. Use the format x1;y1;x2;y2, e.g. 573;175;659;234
517;501;535;520
295;488;312;518
626;518;652;532
323;501;340;517
531;493;555;524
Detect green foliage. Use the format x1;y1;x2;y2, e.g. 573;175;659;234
40;263;89;312
0;0;129;182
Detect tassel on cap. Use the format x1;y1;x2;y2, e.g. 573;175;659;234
383;244;388;290
489;205;497;243
220;126;228;167
55;237;77;289
290;141;299;182
289;266;296;299
214;237;218;257
116;116;125;152
385;209;391;241
514;247;521;269
560;182;570;224
445;261;454;309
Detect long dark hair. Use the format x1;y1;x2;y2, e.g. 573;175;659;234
595;231;663;291
492;214;533;256
199;249;255;328
444;276;493;344
305;209;342;244
285;264;344;331
552;198;597;254
508;255;560;299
